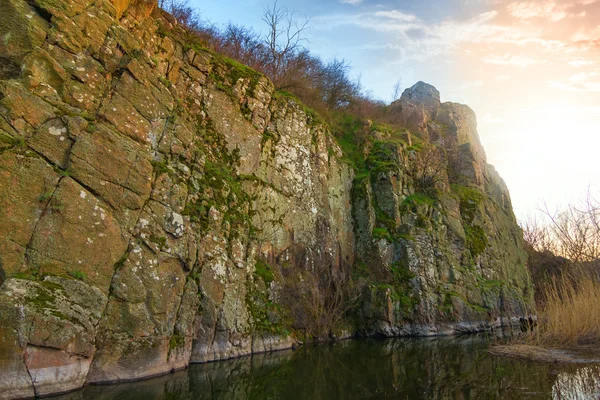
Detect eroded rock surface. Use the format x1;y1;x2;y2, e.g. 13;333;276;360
0;0;533;398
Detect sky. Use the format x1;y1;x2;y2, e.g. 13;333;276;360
193;0;600;220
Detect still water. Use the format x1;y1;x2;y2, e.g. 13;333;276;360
53;336;600;399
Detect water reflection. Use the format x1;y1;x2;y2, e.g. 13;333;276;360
52;336;600;399
553;366;600;400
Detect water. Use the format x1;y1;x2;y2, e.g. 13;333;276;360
53;336;600;399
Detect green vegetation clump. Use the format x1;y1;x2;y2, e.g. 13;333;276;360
68;270;87;281
451;184;488;257
402;192;436;208
333;115;367;171
0;131;20;152
465;225;488;257
169;333;185;351
254;260;275;284
452;184;484;223
366;141;400;175
372;227;393;242
183;119;256;238
274;90;322;125
150;160;170;176
209;53;264;99
38;192;52;203
388;263;416;285
149;234;167;250
246;285;291;336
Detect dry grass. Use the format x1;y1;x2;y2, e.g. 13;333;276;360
532;274;600;347
489;344;575;363
491;274;600;363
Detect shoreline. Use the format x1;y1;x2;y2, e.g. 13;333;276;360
489;344;600;364
39;317;530;399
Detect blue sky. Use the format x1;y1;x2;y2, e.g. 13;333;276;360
192;0;600;219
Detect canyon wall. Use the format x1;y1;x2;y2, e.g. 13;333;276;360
0;0;532;398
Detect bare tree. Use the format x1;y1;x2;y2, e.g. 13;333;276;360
317;58;361;109
392;80;403;102
262;1;310;87
218;23;267;69
279;263;358;340
540;193;600;263
409;144;447;195
160;0;202;31
523;191;600;263
521;216;558;254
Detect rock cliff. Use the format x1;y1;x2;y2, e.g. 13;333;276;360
0;0;533;398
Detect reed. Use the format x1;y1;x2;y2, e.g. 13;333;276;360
528;272;600;347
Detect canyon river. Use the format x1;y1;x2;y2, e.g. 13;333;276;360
49;335;600;399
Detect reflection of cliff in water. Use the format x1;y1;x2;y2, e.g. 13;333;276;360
52;337;600;399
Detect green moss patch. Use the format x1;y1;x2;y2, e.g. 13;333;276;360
372;227;392;242
254;260;275;284
465;225;488;257
246;283;291;336
209;53;263;99
402;192;436;208
451;184;484;223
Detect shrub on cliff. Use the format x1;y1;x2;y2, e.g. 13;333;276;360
158;0;385;124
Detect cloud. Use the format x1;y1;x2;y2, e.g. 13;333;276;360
507;1;569;21
549;79;600;91
313;9;546;62
482;53;546;67
569;71;600;81
568;58;596;67
311;1;599;69
373;10;418;22
339;0;363;4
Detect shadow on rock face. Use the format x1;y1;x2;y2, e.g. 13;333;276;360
0;255;4;286
0;57;21;80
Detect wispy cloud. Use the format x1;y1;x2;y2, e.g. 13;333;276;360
482;53;547;67
373;10;418;22
569;58;596;67
549;80;600;91
507;1;571;22
312;9;547;62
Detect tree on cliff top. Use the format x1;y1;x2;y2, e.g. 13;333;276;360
158;0;380;121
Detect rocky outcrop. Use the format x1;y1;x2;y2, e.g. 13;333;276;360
353;83;532;336
0;0;533;398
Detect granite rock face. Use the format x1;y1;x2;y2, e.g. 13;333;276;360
0;0;533;397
